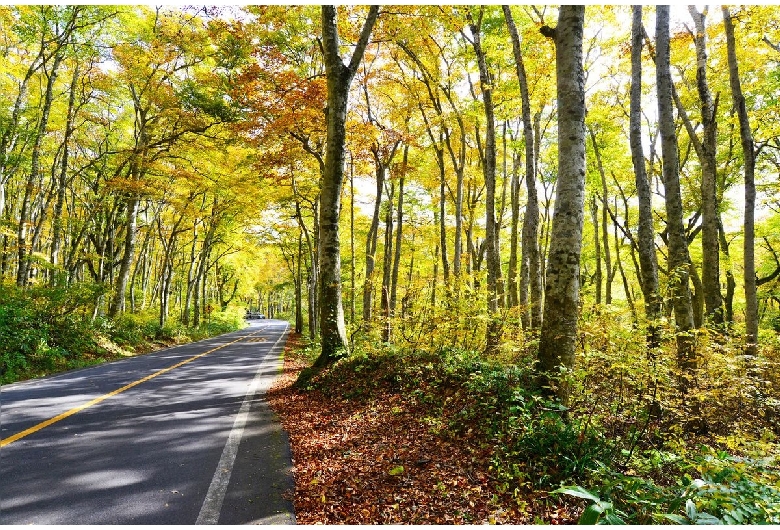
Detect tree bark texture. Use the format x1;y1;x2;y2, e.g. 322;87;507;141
630;5;661;347
504;5;542;329
688;6;723;326
537;5;586;405
315;5;379;367
469;8;503;356
723;7;758;356
656;6;697;381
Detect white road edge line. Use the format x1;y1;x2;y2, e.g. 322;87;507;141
196;323;289;525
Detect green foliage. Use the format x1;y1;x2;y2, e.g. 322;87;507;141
555;449;780;525
0;283;244;384
0;283;106;383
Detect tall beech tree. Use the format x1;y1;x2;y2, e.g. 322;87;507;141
630;5;661;347
503;5;542;329
723;7;758;357
314;5;379;367
656;5;697;386
687;6;723;326
536;5;586;404
466;7;503;356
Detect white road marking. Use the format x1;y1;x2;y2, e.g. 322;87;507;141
196;323;289;525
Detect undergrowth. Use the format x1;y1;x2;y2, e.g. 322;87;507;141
298;309;780;524
0;283;245;384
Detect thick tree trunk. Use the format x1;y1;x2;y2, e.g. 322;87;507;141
537;6;586;405
657;6;697;388
723;7;758;356
315;5;379;367
630;5;661;348
109;193;140;316
688;6;723;326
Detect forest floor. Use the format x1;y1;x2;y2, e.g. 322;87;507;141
267;333;580;524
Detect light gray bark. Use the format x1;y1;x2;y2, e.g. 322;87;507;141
315;5;379;367
468;7;503;355
688;6;723;326
630;5;661;348
536;5;586;405
657;6;696;380
723;7;758;356
504;5;542;329
390;145;408;315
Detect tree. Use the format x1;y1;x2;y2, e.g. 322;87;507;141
314;5;379;368
466;7;503;356
503;5;542;329
536;5;586;404
656;5;697;388
687;6;723;326
629;5;661;347
722;7;758;356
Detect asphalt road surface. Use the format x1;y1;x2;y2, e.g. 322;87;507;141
0;319;295;524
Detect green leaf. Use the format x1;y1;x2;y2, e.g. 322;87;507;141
579;503;608;525
388;465;404;476
600;513;626;525
553;485;602;503
694;512;722;525
661;514;689;524
686;499;698;520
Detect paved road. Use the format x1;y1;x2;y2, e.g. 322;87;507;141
0;319;295;524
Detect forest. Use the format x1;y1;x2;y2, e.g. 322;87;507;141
1;4;780;524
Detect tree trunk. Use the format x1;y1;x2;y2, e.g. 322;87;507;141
657;5;697;388
296;232;304;333
591;194;603;305
630;5;661;348
589;129;613;304
182;221;199;326
723;6;758;356
381;180;394;343
536;6;586;405
390;146;407;314
469;8;503;356
18;49;65;286
508;151;520;309
504;5;542;328
363;156;386;326
315;5;379;367
688;6;723;326
51;63;80;286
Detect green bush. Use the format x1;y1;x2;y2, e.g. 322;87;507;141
556;450;780;525
0;283;104;382
0;283;245;384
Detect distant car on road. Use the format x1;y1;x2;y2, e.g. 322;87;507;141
245;310;266;319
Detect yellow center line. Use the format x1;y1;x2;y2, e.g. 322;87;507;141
0;330;262;448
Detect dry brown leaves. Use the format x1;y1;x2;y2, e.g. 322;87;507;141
267;335;571;524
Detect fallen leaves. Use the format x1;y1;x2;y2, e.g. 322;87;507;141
266;334;572;524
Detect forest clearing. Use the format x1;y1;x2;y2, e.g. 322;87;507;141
1;5;780;524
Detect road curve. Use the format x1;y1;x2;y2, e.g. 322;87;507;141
0;319;295;524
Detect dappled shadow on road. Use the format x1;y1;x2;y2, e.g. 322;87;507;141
0;324;291;524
